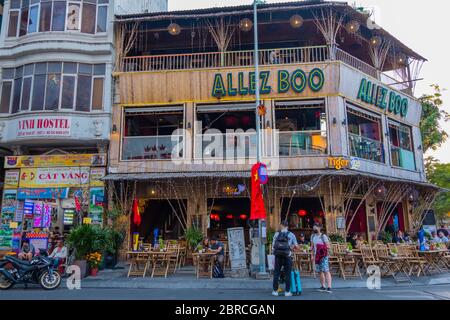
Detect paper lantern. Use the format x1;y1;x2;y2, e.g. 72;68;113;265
239;18;253;32
298;209;307;217
345;20;360;34
226;214;233;219
290;14;304;29
240;214;248;220
374;185;387;198
168;23;181;36
241;115;252;126
224;115;238;127
370;36;382;47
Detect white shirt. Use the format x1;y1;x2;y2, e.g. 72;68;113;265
50;246;68;259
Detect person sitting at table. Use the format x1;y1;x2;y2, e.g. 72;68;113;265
49;238;68;269
437;231;449;244
195;238;210;252
18;239;35;262
355;234;365;248
393;230;408;244
298;233;309;245
347;233;358;249
209;236;225;271
431;231;441;243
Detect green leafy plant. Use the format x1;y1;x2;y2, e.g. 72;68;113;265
66;224;97;260
329;233;345;243
379;231;393;244
347;243;353;251
266;228;276;253
184;227;204;250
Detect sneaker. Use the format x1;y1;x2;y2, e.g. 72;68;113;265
326;288;333;294
285;292;293;297
318;286;327;292
272;291;279;296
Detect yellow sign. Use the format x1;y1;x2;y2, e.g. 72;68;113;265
5;154;106;169
9;222;18;229
83;217;92;225
90;167;106;187
19;167;91;188
328;157;350;170
4;170;20;189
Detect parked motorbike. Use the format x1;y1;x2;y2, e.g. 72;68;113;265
0;249;61;290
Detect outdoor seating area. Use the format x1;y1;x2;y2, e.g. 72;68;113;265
126;240;187;278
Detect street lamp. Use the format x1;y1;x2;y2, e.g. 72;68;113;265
253;0;269;279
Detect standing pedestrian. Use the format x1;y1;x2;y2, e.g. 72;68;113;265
272;220;298;297
311;224;332;293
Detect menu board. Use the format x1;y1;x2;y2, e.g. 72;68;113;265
227;227;247;270
0;190;18;249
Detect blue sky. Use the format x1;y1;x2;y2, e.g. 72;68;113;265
168;0;450;163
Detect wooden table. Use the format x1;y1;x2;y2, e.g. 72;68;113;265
127;251;151;278
149;251;178;278
192;252;216;279
379;255;412;283
337;252;363;279
418;250;448;274
293;251;315;277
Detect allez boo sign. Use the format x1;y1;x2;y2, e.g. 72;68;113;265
17;116;71;138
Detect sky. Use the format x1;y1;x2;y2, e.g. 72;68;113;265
167;0;450;164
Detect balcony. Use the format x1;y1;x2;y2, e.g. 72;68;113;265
279;131;327;157
348;133;384;163
122;135;183;161
118;46;410;94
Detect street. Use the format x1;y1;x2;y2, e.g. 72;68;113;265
1;284;450;300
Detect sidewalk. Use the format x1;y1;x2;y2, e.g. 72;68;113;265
76;264;450;290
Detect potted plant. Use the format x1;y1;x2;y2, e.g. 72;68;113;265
347;243;353;253
158;236;165;251
302;244;310;253
184;227;204;263
329;233;345;243
87;252;102;276
66;224;96;278
390;247;398;257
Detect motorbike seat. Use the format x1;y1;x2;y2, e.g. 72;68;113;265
6;255;33;266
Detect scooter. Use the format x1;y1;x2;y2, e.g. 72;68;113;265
0;249;62;290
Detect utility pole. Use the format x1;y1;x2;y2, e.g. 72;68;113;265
253;0;269;279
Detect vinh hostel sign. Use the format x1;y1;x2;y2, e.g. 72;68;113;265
357;78;409;117
212;68;325;98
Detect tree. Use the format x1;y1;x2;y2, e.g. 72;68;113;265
426;163;450;223
420;84;449;156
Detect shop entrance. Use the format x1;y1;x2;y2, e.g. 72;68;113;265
346;199;368;237
134;199;187;244
207;198;251;241
377;202;405;234
280;197;325;239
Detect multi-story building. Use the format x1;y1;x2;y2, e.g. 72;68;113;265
0;0;167;252
108;1;438;247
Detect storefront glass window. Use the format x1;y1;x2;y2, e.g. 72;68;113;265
0;82;13;114
275;100;327;156
1;62;106;113
7;0;109;37
122;109;184;160
389;121;415;170
347;105;384;163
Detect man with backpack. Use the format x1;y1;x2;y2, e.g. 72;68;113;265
310;224;332;293
272;220;298;297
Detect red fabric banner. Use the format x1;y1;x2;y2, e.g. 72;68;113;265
74;196;81;212
250;162;267;220
132;198;141;226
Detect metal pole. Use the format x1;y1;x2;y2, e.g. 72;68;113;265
253;0;267;277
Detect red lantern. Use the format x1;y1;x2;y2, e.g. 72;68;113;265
240;214;248;220
226;214;233;219
224;116;238;127
240;115;252;126
298;209;307;217
318;210;324;217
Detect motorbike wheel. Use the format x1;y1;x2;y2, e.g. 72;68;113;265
39;270;61;290
0;273;13;290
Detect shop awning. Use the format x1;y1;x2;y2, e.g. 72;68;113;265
102;170;439;189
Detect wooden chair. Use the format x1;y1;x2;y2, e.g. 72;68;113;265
127;252;150;278
337;243;362;279
328;244;345;278
360;245;385;274
402;246;427;277
151;253;171;278
167;247;180;274
196;255;214;279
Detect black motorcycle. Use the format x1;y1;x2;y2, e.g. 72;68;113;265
0;249;62;290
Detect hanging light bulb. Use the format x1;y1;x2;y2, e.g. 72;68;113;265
168;23;181;36
239;18;253;32
397;53;407;65
345;20;360;34
289;14;304;29
370;35;382;47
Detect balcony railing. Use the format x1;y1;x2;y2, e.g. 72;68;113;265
348;133;384;163
279;130;327;157
122;135;183;160
119;46;409;91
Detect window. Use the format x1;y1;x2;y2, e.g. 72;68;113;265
7;11;20;37
275;100;327;156
7;0;109;37
27;4;39;33
196;104;257;159
123;108;184;160
389;121;415;170
0;62;105;114
347;105;384;163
